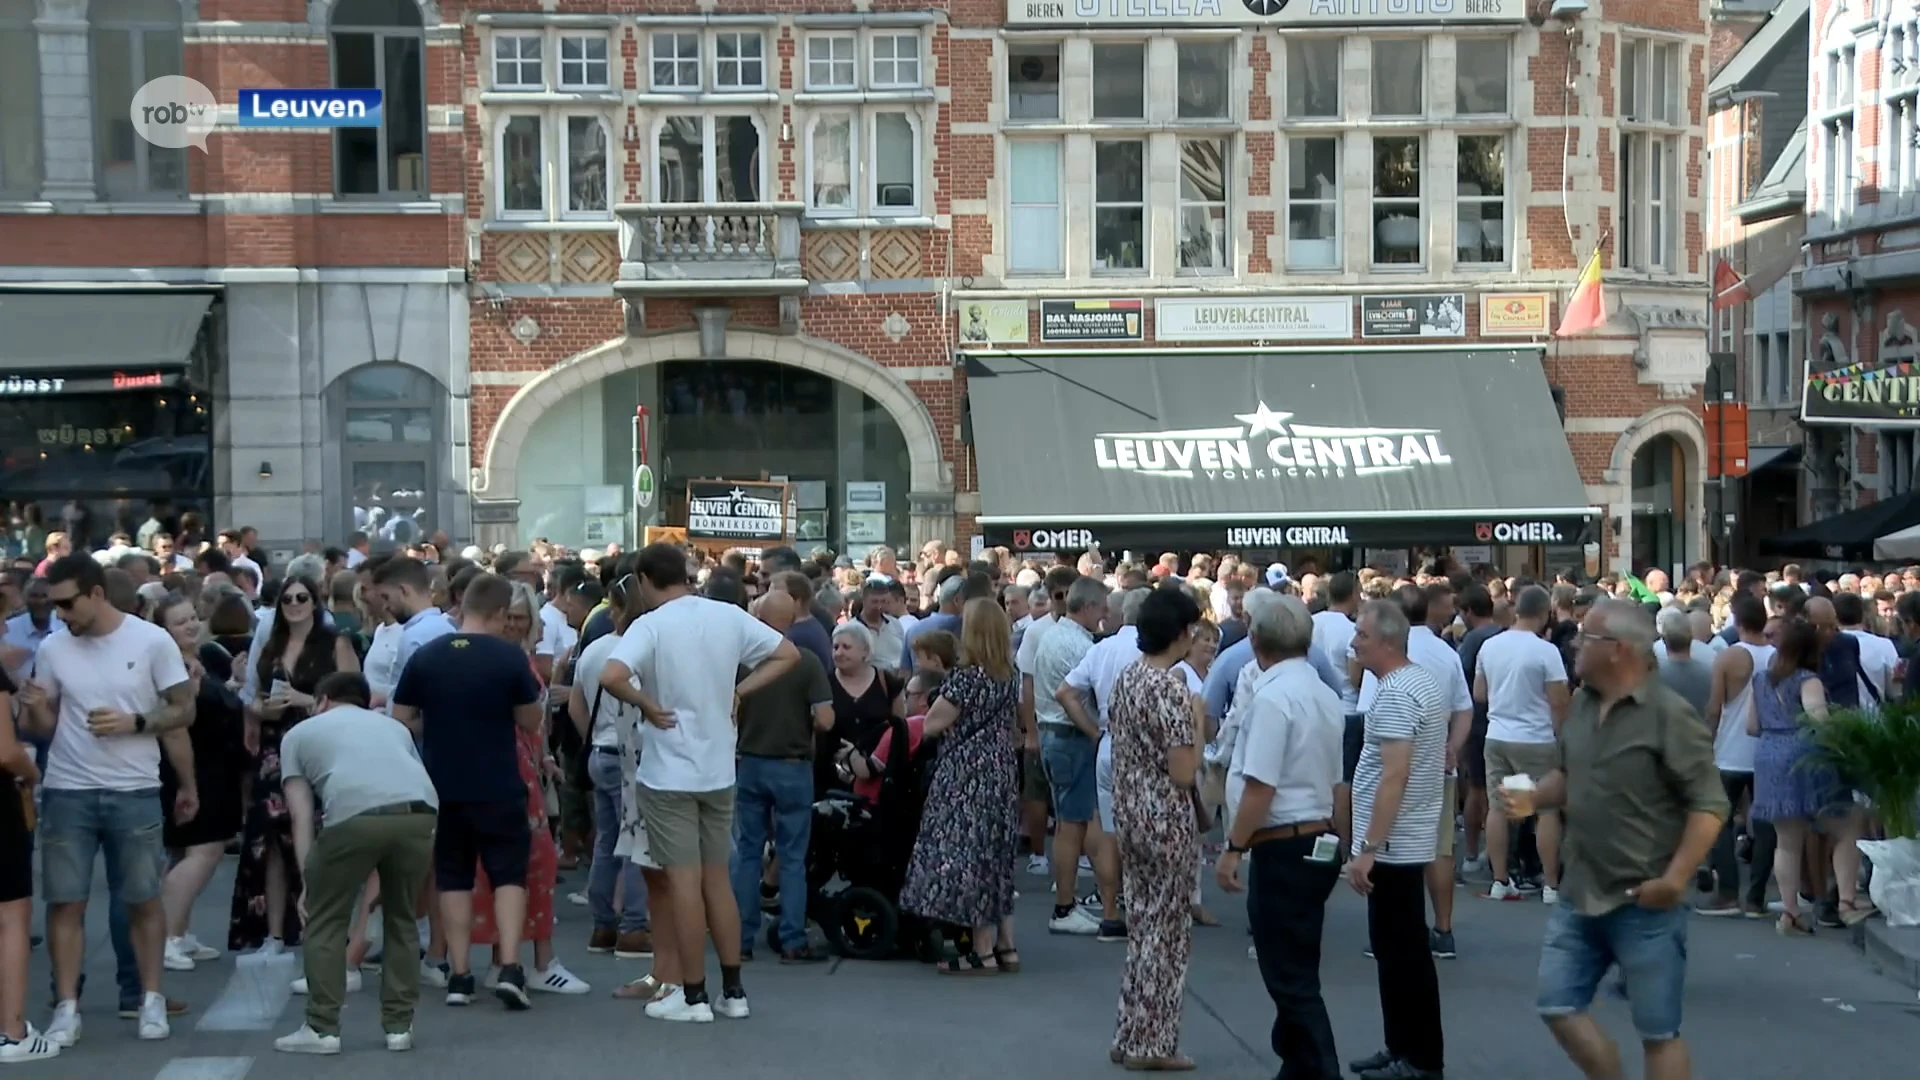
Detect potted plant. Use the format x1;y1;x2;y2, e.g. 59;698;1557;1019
1805;698;1920;925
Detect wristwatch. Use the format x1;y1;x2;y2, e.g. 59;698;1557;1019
134;713;148;734
1226;840;1250;854
1358;840;1388;855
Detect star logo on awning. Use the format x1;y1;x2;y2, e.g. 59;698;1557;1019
1234;403;1293;438
729;487;747;499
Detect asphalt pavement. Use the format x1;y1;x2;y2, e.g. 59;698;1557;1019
19;856;1920;1080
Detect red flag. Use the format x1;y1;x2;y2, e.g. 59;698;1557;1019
1555;247;1607;338
1711;259;1751;311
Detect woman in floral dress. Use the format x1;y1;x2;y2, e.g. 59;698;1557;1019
1107;586;1203;1070
900;598;1022;974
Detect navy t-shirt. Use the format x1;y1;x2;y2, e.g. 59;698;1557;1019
392;633;541;804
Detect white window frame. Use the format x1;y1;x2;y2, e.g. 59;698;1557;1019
1284;134;1341;271
867;109;921;217
559;112;614;220
1176;136;1231;272
805;111;857;216
1007;138;1064;277
869;31;922;90
557;32;610;91
492;32;543;91
650;30;702;92
1370;37;1426;118
1370;132;1425;268
1174;39;1233;122
803;107;924;219
1621;37;1681;126
806;33;857;91
1618;37;1683;270
1006;40;1062;122
1091;41;1147;121
1092;138;1148;274
714;29;766;92
490;109;616;223
493;112;546;221
1283;36;1341;120
649;113;771;204
1454;131;1509;267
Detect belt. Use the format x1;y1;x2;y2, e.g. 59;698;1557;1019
591;745;621;754
1247;819;1333;845
359;800;436;817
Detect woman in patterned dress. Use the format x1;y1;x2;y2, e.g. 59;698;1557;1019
1107;586;1203;1070
900;598;1022;974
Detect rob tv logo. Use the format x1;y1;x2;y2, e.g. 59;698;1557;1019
129;78;383;152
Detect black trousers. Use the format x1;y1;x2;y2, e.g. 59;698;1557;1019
1709;769;1776;907
1249;835;1342;1080
1366;862;1444;1073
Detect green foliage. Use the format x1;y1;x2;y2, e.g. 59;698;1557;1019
1804;700;1920;840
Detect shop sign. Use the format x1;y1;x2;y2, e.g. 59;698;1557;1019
0;370;180;396
957;300;1030;346
0;377;66;395
1451;545;1493;567
1805;310;1920;426
1011;527;1099;551
1153;296;1351;342
1039;299;1143;343
845;481;886;511
1479;293;1551;336
1473;520;1566;544
846;512;887;545
1095;400;1452;483
685;480;788;541
1006;0;1525;28
39;425;133;447
1224;525;1352;547
1360;294;1467;339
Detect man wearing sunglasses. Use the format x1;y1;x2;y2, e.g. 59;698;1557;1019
18;554;200;1047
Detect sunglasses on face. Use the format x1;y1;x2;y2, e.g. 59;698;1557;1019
281;592;313;606
51;594;79;611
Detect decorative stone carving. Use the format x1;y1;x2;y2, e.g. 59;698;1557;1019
1817;312;1850;370
1883;310;1918;364
882;311;910;343
779;296;801;335
510;316;540;346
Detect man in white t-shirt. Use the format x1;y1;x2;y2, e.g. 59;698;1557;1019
20;555;197;1046
1472;586;1570;902
599;543;798;1024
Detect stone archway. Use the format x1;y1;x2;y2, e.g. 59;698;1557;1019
471;330;952;546
1603;405;1708;572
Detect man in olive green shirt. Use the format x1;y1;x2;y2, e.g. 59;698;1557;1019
1507;599;1726;1080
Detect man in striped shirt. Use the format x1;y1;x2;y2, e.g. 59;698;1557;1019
1344;599;1449;1080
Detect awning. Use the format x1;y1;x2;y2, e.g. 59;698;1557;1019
1760;490;1920;562
1746;444;1803;473
0;293;213;371
1875;522;1920;562
966;348;1599;552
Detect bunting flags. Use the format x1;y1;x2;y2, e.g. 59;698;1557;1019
1810;358;1919;388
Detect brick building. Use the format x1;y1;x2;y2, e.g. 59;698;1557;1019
0;0;1716;570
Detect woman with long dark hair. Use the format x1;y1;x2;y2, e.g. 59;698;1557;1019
231;574;359;953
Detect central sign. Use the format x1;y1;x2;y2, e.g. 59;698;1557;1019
1007;0;1526;26
1094;400;1453;484
685;480;788;542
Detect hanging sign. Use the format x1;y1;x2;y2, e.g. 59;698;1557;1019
685;480;789;542
633;464;656;510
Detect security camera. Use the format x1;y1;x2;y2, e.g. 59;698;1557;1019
1549;0;1588;18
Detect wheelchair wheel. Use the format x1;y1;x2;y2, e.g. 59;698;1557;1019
824;886;898;961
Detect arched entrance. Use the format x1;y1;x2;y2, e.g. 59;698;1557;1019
472;330;950;549
1608;405;1706;575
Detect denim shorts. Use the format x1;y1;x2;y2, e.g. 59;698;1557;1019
39;788;166;907
1040;727;1098;824
1536;902;1688;1041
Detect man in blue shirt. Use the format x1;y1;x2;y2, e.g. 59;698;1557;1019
1203;589;1345;724
374;557;457;707
901;570;966;672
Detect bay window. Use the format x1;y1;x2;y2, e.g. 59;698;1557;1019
1287;136;1339;269
1008;140;1062;275
1178;138;1229;271
655;114;764;203
1094;140;1145;272
1372;135;1422;265
1456;134;1507;265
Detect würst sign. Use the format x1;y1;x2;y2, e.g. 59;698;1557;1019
1006;0;1526;27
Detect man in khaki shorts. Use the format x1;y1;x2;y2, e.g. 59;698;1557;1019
1471;586;1570;903
600;544;799;1024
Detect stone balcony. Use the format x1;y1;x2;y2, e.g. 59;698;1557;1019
614;202;808;299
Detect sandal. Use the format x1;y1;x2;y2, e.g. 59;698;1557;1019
1777;913;1815;937
1840;899;1880;926
937;952;999;976
992;946;1021;973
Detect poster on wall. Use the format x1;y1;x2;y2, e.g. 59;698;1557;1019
1040;299;1144;342
846;512;887;545
1153;296;1352;341
685;480;789;541
1479;293;1551;336
1361;294;1467;338
958;300;1030;345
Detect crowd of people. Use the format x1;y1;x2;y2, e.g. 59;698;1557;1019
0;511;1906;1080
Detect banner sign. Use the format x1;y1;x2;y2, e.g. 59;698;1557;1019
1360;294;1467;339
1803;357;1920;426
685;480;789;541
1479;293;1551;336
1153;296;1352;342
1040;298;1144;342
985;514;1594;552
1006;0;1528;27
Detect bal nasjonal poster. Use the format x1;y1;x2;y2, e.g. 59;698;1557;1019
685;480;789;541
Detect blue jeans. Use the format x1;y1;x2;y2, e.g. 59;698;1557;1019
39;789;154;1010
729;756;813;954
587;748;647;933
1537;902;1688;1042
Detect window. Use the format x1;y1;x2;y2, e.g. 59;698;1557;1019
1177;41;1231;121
493;33;542;90
1093;140;1145;271
652;31;701;91
1092;43;1145;120
1889;34;1919;207
715;31;764;91
1828;45;1857;110
499;115;542;216
870;32;921;89
492;112;611;221
1178;138;1229;270
1456;134;1506;265
808;113;854;213
1007;42;1061;120
1455;38;1509;114
1619;38;1681;269
1372;39;1424;117
93;0;185;198
872;112;916;212
558;33;609;90
1286;38;1340;118
0;0;40;196
655;114;763;203
333;364;441;552
331;0;427;198
1287;136;1339;269
1372;135;1422;265
1621;38;1679;125
1885;431;1918;497
565;116;610;215
804;109;920;217
1008;140;1062;275
807;34;856;90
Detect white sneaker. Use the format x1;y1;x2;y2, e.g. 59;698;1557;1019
1049;906;1101;935
273;1024;341;1055
181;932;221;961
715;990;749;1019
1025;854;1049;876
136;993;170;1041
1542;885;1561;906
253;938;286;958
291;970;362;995
163;937;196;972
1482;879;1525;902
42;1003;77;1048
0;1025;59;1063
419;959;449;988
531;962;590;995
567;891;588;907
1460;854;1490;875
644;987;713;1023
384;1027;414;1052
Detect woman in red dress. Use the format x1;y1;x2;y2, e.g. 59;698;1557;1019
469;583;589;996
